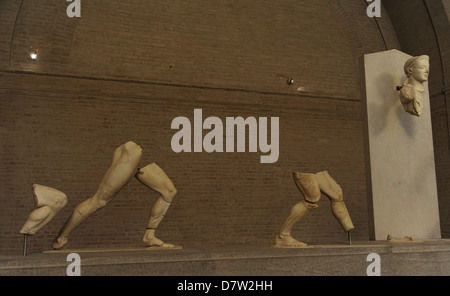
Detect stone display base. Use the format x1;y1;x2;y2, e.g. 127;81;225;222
1;240;450;276
43;245;183;254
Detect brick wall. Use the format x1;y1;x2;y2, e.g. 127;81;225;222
0;0;447;255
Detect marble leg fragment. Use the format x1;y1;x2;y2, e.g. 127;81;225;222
315;171;355;232
275;200;318;248
275;171;355;248
275;173;320;248
20;184;68;236
135;163;180;249
51;141;142;249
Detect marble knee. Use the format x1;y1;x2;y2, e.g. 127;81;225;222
20;184;68;235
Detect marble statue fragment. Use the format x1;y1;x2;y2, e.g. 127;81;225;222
50;141;180;250
398;55;430;117
275;171;354;248
386;235;416;242
20;184;68;235
136;163;178;249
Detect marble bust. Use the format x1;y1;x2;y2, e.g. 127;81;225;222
398;55;430;117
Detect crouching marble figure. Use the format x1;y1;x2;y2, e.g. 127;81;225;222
275;171;354;248
50;141;179;250
398;55;430;117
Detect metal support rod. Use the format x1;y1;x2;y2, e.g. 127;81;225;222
23;234;28;256
347;231;352;246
